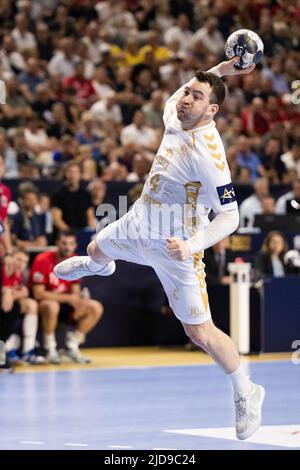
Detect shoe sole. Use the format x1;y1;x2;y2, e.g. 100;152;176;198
237;385;266;440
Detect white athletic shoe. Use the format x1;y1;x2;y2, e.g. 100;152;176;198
53;256;116;281
46;349;61;365
235;382;265;440
60;348;91;364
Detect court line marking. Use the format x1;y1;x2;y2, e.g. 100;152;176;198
15;358;292;376
20;441;44;445
64;442;89;447
164;425;300;448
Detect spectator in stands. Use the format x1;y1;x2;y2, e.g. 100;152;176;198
241;97;270;138
24;115;50;157
235;167;252;185
0;34;26;76
63;60;96;110
261;59;290;95
10;182;47;249
18;58;45;103
51;161;96;231
52;135;77;165
142;90;164;129
47;102;74;139
35;22;54;63
254;231;290;278
1;76;32;128
0;132;18;179
260;137;285;183
31;83;56;122
203;238;235;285
191;16;225;57
12;13;37;53
120;110;158;151
236;135;266;183
164;14;193;53
280;142;300;178
87;178;107;213
239;177;270;227
126;154;151;182
75;111;102;160
47;37;76;79
78;145;98;181
276;179;300;214
90;92;122;125
1;248;43;365
30;230;103;364
260;195;276;216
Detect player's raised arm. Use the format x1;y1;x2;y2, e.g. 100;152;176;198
208;56;256;77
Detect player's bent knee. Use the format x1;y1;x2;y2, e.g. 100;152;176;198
22;298;38;313
183;321;214;349
86;299;103;319
39;300;60;316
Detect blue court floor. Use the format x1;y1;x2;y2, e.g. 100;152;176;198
1;360;300;450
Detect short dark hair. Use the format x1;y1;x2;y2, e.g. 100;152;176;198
18;182;38;199
194;71;226;106
56;230;77;241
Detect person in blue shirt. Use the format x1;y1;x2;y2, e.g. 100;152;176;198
236;135;266;182
10;182;47;249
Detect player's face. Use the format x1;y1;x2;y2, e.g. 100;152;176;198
176;79;218;129
57;235;77;258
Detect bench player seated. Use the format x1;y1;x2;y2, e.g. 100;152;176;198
29;230;103;364
1;248;44;365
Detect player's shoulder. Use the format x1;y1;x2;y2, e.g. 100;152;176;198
33;250;56;265
196;121;227;168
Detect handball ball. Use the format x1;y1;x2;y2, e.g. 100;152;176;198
225;29;264;69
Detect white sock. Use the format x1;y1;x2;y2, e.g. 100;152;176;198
66;330;85;351
23;314;38;353
227;363;252;395
6;334;21;352
44;333;57;353
86;257;105;271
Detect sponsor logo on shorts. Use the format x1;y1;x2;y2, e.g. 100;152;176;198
216;183;236;205
109;239;130;250
172;287;179;301
188;306;202;318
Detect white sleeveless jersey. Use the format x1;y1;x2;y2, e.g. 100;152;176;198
134;81;238;239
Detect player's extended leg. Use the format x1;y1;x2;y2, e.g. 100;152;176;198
183;320;265;440
63;299;103;364
54;240;116;281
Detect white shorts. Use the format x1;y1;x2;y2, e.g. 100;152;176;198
96;208;211;325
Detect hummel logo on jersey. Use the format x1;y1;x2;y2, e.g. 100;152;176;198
217;183;237;205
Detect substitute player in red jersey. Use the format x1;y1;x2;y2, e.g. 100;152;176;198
1;248;43;364
30;230;103;364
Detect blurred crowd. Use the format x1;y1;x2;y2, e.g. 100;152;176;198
0;0;299;187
